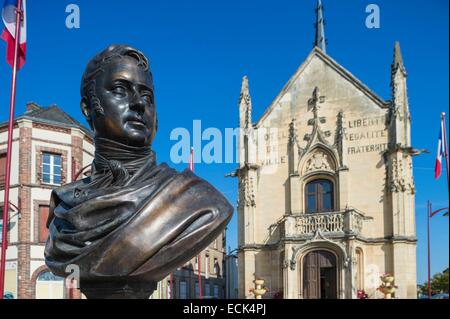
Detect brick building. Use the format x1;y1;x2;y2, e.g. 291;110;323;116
0;102;94;299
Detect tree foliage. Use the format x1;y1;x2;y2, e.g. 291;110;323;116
419;270;449;295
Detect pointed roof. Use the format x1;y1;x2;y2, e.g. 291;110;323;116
314;0;326;53
392;41;407;76
239;76;253;128
255;47;390;127
0;102;92;137
239;76;251;108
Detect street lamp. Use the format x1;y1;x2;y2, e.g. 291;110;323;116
427;200;448;299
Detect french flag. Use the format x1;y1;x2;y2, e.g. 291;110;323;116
434;116;446;179
1;0;26;69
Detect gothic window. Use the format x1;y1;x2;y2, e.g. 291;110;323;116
305;179;334;213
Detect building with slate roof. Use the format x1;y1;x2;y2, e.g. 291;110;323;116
0;102;93;299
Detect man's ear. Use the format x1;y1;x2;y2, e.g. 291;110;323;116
80;97;93;130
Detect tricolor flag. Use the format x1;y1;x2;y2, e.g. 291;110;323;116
1;0;26;69
434;115;447;179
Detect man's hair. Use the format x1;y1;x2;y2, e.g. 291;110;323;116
80;44;152;108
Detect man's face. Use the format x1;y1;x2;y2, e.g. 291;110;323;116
88;57;156;147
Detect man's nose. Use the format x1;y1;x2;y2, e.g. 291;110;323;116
130;90;146;113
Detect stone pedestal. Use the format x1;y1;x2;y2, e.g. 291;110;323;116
80;280;157;299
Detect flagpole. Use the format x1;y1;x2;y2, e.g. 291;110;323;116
441;112;449;188
427;201;432;299
0;0;24;299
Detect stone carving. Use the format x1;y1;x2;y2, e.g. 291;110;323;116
239;175;256;207
304;151;332;173
290;246;301;270
295;213;343;234
389;156;415;193
293;210;364;236
288;118;305;173
289;118;303;156
307;87;322;115
302;87;332;150
405;155;415;194
389;158;401;192
334;111;345;166
288;229;350;270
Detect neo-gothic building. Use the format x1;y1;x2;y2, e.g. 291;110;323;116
234;0;417;299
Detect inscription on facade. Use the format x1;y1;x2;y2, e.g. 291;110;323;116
345;115;388;155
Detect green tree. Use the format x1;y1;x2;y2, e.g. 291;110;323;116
419;270;449;296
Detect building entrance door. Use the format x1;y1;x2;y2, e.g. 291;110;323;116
303;250;337;299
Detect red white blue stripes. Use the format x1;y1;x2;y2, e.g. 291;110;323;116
1;0;26;69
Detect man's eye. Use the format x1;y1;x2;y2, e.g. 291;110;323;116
142;93;153;103
112;86;127;96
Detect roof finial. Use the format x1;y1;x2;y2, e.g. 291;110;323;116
239;76;252;128
314;0;326;53
392;41;407;76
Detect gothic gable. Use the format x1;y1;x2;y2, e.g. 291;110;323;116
255;48;389;129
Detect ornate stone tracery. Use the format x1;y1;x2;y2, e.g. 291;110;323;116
288;229;350;271
239;174;256;207
388;156;415;194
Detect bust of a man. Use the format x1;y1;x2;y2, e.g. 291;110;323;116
44;45;233;298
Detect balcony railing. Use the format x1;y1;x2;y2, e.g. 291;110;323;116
283;209;365;238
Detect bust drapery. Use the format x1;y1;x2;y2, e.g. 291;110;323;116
44;45;233;298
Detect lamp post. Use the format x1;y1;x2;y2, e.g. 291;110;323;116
427;200;448;299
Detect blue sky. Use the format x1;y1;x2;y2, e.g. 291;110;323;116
0;0;448;285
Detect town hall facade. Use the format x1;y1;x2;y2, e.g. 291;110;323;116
234;1;417;299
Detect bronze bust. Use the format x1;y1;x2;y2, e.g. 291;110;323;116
44;45;233;298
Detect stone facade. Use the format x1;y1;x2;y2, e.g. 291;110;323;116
234;44;417;299
0;103;93;299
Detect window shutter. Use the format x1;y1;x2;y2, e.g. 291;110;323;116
39;205;50;242
0;154;6;186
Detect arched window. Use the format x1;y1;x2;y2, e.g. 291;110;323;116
305;179;334;213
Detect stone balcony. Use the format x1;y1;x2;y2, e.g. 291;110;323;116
282;209;365;239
